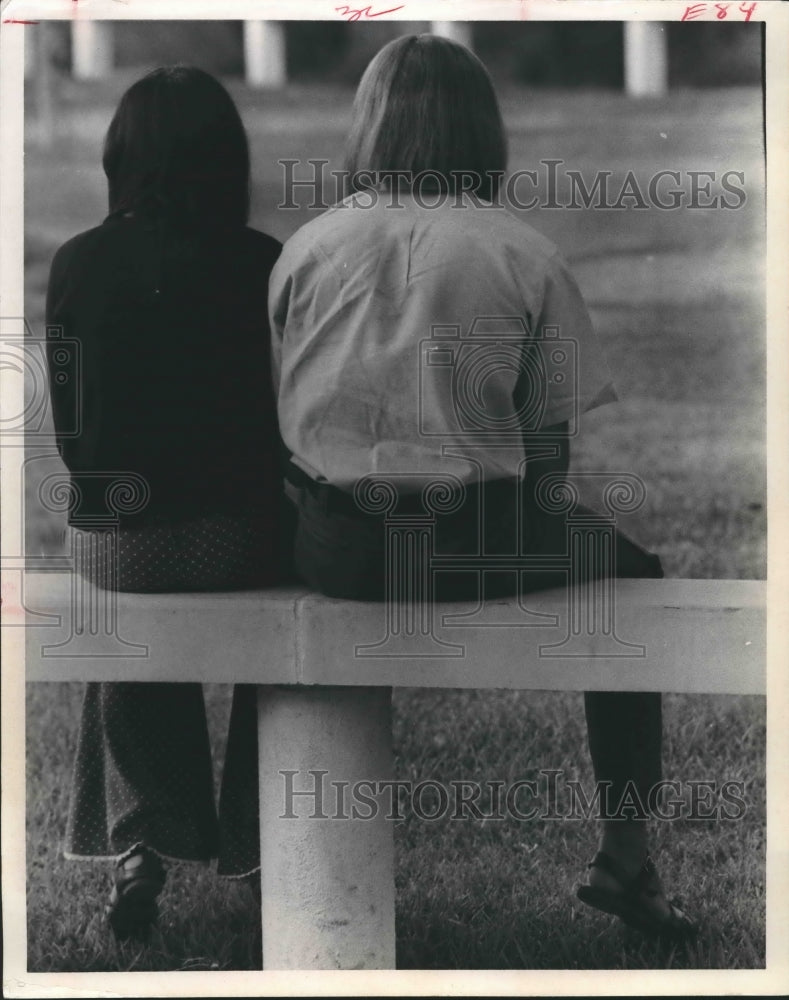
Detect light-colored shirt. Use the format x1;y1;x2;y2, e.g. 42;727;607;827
269;192;617;490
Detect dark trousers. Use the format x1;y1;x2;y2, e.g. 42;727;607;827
66;682;259;875
290;479;663;813
64;510;289;876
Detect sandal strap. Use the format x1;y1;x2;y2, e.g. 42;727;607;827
632;854;659;896
587;851;659;899
115;848;166;890
587;850;625;881
585;852;698;938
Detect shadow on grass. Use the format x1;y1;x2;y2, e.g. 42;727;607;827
396;889;760;970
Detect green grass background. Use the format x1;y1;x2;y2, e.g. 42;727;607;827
24;79;766;971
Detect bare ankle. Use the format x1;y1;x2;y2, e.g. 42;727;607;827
599;822;649;874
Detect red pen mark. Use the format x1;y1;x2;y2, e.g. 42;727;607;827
680;0;756;19
335;4;405;21
681;2;707;19
0;580;23;621
2;18;39;23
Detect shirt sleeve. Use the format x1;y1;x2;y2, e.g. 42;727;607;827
527;251;618;431
45;243;80;464
267;252;292;400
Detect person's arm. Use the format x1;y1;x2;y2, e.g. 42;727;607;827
268;255;291;399
267;252;294;472
521;420;569;552
530;252;618;430
516;248;618;550
44;243;79;468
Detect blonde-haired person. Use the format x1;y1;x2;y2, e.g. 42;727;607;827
270;34;696;943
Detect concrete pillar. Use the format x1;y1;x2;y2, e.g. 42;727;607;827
257;685;395;970
71;21;114;80
624;22;668;97
430;21;472;49
243;20;286;88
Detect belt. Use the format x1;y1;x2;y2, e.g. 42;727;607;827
285;463;407;517
285;463;519;520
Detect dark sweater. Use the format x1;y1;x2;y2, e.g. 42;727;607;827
46;214;283;525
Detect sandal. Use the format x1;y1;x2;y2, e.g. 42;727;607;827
576;851;697;941
106;847;166;942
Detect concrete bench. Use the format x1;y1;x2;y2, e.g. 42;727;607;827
22;570;765;970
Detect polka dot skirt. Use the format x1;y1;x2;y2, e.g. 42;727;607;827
64;509;293;877
68;508;287;593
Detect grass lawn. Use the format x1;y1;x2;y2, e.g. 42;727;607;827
22;79;766;971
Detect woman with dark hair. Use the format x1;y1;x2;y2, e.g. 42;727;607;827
270;35;696;942
46;66;288;940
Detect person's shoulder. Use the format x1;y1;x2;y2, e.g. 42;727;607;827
50;220;117;269
48;221;136;297
410;199;560;275
473;204;561;264
476;208;580;298
278;194;388;259
283;204;338;248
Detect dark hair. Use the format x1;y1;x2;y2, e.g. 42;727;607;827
344;35;507;202
103;66;250;230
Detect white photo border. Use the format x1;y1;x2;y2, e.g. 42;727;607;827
2;1;787;995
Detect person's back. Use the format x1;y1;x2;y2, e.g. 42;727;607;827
48;215;282;528
273;189;615;491
47;66;286;942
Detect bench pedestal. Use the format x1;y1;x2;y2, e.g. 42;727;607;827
257;685;395;969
